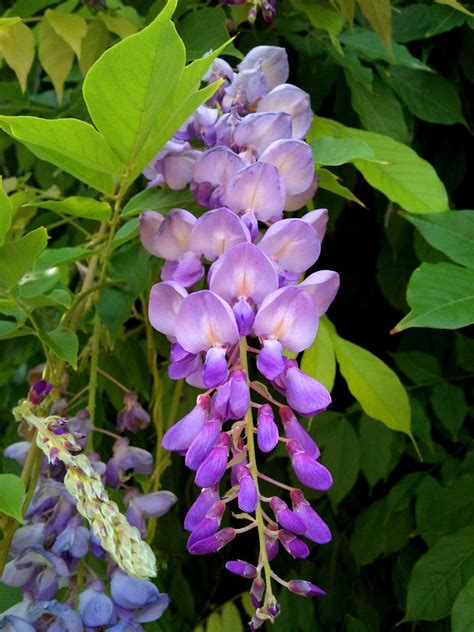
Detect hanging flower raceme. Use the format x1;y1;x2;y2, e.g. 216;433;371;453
140;44;340;627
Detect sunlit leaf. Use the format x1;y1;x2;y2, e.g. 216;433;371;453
331;332;412;438
0;176;13;245
79;19;110;76
100;14;139;39
45;8;87;58
0;22;35;92
311;137;375;165
27;196;112;221
38;19;74;104
301;317;336;391
0;473;24;521
310;116;449;214
0;227;48;289
0;116;124;193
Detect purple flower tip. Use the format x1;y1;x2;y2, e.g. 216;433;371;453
28;380;53;405
288;579;326;597
188;527;236;555
225;560;258;578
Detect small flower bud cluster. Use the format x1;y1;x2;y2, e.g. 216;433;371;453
141;46;339;625
219;0;277;24
2;387;175;628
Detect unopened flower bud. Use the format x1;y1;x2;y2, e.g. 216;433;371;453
257;404;279;453
194;433;230;487
279;529;310;558
28;380;53;405
188;527;236;555
287;441;332;491
288;579;326;597
280;406;319;458
250;576;265;607
184;486;220;531
237;465;258;513
225;560;258;578
270;496;306;535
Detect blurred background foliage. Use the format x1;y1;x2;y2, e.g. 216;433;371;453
0;0;473;630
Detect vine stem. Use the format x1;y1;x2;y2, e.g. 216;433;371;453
239;337;275;606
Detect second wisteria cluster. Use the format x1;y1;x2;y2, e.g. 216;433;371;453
139;46;340;627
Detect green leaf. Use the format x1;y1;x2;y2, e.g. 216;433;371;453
393;4;466;41
0;320;18;337
45;8;87;58
405;525;474;621
311;137;375;165
79;19;110;76
34;246;92;270
122;187;200;216
206;613;222;632
0;22;35;92
356;0;392;53
0;116;124;194
317;167;366;206
430;382;467;439
436;0;474;17
18;267;61;297
309;116;449;214
0;473;25;521
0;584;23;612
359;414;400;488
391;351;441;385
178;7;241;61
331;333;413;438
0;17;22;29
394;262;474;331
339;28;429;70
0;176;13;245
291;0;345;37
315;416;360;505
27;196;112;221
452;576;474;632
100;14;139;39
0;227;48;289
221;602;244;632
39;327;78;369
346;74;410;143
301;318;336;391
384;67;466;125
83;0;226;185
402;211;474;269
38;19;74;104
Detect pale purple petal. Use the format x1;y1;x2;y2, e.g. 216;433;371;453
237;465;258;512
222;68;267;112
299;270;340;315
257;218;321;275
148;281;188;339
184;486;220;531
301;208;328;239
150;208;196;261
280;406;320;458
291;489;332;544
234;112;292;158
222;162;286;222
192;147;246;188
260;139;314;195
139;211;165;256
111;570;159;609
175;290;239;354
79;586;114;627
257;404;279;453
190;207;250;262
238;46;289;91
214;370;250;420
185;417;222;470
162;251;204;287
257;339;285;380
203;346;229;388
285;363;332;417
284;176;319;212
254;286;318;352
225;560;258;578
162;396;209;452
209;243;278;306
287;441;333;490
288;579;326;597
257;83;312;140
232;298;255;336
194;434;230;487
163;150;200;190
132;491;177;517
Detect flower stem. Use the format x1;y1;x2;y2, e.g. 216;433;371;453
239;337;275;607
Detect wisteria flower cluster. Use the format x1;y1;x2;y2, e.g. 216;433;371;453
140;46;340;627
1;380;175;630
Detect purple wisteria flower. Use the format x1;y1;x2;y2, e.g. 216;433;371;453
140;43;339;627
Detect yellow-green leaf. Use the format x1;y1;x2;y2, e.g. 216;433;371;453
38;19;74;104
0;17;22;30
291;0;345;37
0;176;13;245
436;0;474;16
331;332;412;438
0;227;48;290
79;19;110;76
0;22;35;92
331;0;356;23
100;14;139;39
221;602;243;632
0;474;25;521
357;0;392;53
45;9;87;58
301;317;336;391
318;167;366;206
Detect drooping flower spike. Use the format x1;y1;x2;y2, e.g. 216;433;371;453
142;44;339;627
